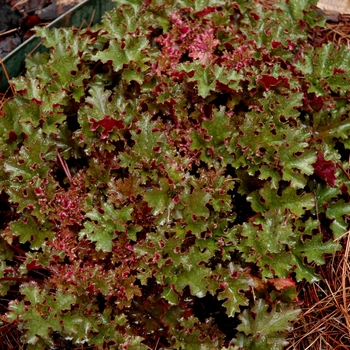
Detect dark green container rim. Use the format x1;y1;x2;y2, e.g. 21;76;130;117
0;0;115;92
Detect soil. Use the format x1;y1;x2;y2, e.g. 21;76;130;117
0;0;83;58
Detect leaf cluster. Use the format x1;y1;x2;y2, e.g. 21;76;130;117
0;0;348;348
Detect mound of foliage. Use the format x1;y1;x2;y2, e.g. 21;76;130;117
0;0;349;348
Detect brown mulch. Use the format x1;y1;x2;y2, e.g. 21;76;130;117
287;243;350;350
310;14;350;49
0;1;350;349
0;0;83;58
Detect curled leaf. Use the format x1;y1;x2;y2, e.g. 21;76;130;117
313;151;336;187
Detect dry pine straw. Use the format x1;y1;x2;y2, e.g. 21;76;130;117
0;1;350;349
286;235;350;350
256;3;350;350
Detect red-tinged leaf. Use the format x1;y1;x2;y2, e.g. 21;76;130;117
334;67;345;74
271;40;282;49
268;277;296;291
26;259;44;271
313;151;336;187
257;74;289;91
8;131;17;142
305;93;324;112
340;183;349;194
194;6;219;17
90;116;124;138
22;14;40;29
188;29;220;65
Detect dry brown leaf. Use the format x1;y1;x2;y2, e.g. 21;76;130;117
318;0;350;14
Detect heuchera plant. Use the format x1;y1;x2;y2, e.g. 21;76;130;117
0;0;348;348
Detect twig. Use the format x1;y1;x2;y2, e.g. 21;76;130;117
89;9;96;28
57;151;73;184
153;337;160;350
334;230;350;242
29;39;44;57
337;162;350;182
313;188;322;235
342;232;350;336
0;57;14;95
11;0;27;10
0;28;19;38
0;277;42;283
